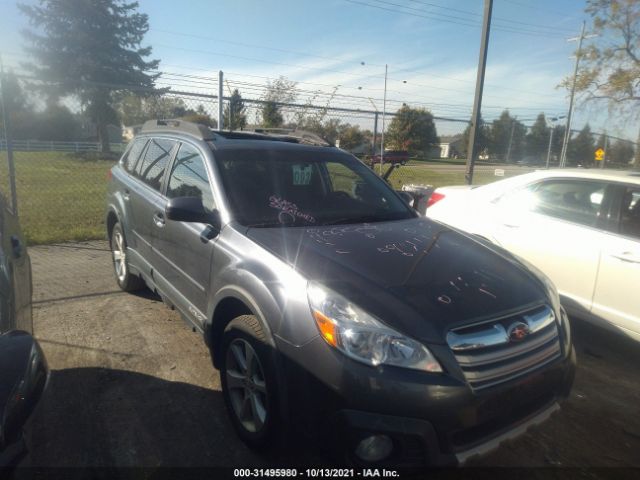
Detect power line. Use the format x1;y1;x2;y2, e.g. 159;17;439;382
405;0;577;34
344;0;569;38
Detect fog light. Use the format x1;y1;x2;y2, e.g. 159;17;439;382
355;434;393;462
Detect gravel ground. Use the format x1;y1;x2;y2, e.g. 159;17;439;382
16;241;640;470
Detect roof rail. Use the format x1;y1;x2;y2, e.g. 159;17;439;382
141;119;214;140
250;127;330;146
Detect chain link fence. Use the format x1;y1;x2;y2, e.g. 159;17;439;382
1;73;638;249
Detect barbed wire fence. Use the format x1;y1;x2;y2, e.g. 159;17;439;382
0;70;638;249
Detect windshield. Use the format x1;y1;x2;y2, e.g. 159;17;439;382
214;148;416;227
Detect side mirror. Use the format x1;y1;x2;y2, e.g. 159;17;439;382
397;190;415;208
165;197;222;231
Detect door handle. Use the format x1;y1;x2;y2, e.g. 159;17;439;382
153;212;166;228
10;235;23;258
611;252;640;264
123;189;130;201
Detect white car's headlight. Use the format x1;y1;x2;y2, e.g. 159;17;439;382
307;283;442;372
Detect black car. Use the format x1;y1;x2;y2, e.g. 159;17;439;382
106;119;575;466
0;190;48;467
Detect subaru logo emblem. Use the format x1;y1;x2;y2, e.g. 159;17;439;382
507;322;530;342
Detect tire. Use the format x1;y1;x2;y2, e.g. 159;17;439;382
220;315;280;450
110;222;144;292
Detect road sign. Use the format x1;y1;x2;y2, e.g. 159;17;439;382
595;148;605;161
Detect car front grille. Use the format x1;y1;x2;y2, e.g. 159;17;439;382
446;305;561;390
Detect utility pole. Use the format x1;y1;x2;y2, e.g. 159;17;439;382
505;116;517;163
218;70;224;131
465;0;493;185
602;134;608;169
560;22;588;167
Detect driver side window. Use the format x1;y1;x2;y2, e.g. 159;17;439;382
167;143;215;212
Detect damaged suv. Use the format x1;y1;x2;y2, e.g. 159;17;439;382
106;120;575;466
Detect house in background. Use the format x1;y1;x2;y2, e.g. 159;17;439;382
436;134;465;158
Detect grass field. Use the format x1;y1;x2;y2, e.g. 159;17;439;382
1;152;113;245
0;151;519;245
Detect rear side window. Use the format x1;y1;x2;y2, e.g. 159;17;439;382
135;138;176;191
167;143;215;211
531;179;608;227
122;138;148;174
620;186;640;239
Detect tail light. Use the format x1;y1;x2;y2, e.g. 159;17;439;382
427;192;445;208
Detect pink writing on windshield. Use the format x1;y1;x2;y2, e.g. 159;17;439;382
269;195;316;224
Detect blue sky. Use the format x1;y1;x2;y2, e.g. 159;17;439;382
1;0;629;139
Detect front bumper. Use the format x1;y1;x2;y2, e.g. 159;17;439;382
276;336;576;466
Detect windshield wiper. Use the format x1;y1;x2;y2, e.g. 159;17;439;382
320;215;387;226
245;221;286;228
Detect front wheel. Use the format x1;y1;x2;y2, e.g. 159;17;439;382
110;222;144;292
220;315;280;449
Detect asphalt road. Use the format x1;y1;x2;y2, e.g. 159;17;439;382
17;240;640;470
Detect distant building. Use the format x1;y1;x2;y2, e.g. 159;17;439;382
436;135;465;158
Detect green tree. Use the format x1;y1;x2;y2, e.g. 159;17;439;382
223;89;247;130
118;95;200;125
338;124;365;151
260;76;297;128
386;105;439;155
462;116;491;158
33;103;80;141
19;0;160;152
526;113;549;161
0;70;36;140
567;0;640;166
567;124;595;165
490;110;526;161
608;139;635;164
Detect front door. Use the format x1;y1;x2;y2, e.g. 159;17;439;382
153;142;217;325
491;178;609;315
591;185;640;338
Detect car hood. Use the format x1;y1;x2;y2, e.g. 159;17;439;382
246;218;548;343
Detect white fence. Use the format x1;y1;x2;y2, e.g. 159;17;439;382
0;139;126;153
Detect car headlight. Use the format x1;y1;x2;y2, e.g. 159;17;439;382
307;283;442;372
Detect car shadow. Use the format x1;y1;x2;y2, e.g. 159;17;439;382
19;367;321;468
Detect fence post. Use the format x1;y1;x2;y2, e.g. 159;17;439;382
372;111;379;157
0;64;18;215
218;70;224;131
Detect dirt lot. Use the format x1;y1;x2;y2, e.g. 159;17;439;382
17;241;640;470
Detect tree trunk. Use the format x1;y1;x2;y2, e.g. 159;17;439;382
98;121;110;153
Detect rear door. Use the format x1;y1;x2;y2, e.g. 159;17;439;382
591;184;640;338
153;142;217;324
491;178;610;315
115;137;148;252
128;137;177;270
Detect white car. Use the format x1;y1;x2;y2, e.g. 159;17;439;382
426;169;640;341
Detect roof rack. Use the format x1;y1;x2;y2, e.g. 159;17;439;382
250;128;330;146
141;119;214;140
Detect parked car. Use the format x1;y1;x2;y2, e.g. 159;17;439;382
368;150;409;166
0;192;48;467
426;169;640;341
106;120;575;466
